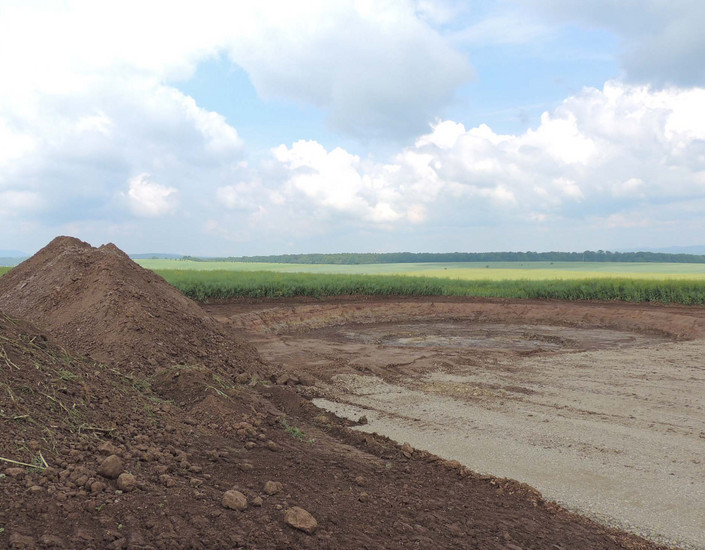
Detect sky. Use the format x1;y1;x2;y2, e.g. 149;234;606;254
1;0;704;256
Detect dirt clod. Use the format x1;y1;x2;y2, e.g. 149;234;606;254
8;533;35;549
98;455;123;479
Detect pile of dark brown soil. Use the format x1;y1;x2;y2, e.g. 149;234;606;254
0;237;264;377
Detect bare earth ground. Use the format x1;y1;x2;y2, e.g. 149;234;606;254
206;297;705;549
3;240;668;549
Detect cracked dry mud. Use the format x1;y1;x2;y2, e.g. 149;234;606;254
208;297;705;549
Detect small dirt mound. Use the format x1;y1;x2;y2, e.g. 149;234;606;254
0;236;265;376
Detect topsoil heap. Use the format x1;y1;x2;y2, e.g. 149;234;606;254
0;236;263;376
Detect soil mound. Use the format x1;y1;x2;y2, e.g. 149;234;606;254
0;236;264;376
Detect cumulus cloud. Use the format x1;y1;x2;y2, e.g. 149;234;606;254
239;81;705;242
0;75;244;228
273;140;410;224
2;1;705;253
224;1;471;138
0;0;471;250
517;0;705;86
0;1;470;141
125;174;178;217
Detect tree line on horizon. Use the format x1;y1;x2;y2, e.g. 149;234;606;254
180;250;705;265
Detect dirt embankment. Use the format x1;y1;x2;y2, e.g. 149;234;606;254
0;239;667;549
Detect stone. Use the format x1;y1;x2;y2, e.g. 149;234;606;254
252;496;263;507
5;467;25;478
263;481;283;495
222;489;248;511
98;455;123;479
401;442;413;458
358;415;368;425
116;473;137;492
284;506;318;534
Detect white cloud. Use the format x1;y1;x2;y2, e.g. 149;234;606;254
256;81;705;238
0;190;43;216
1;1;705;254
0;0;471;249
0;1;470;141
273;140;408;223
517;0;705;86
125;174;178;218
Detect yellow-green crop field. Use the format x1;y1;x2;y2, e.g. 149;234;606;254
5;261;705;303
135;259;705;281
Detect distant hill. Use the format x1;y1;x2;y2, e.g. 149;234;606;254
639;246;705;255
129;253;184;260
2;251;186;266
0;257;27;267
0;249;26;257
184;250;705;265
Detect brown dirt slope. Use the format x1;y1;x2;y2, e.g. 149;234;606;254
0;236;264;376
0;311;661;549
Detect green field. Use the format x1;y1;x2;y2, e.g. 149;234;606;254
5;261;705;304
136;259;705;280
148;270;705;304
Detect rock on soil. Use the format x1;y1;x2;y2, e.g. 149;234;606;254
116;472;137;492
264;480;283;495
284;506;318;534
222;489;248;511
0;236;265;375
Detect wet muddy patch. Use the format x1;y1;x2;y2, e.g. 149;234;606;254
323;322;667;353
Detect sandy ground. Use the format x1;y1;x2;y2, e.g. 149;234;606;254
207;298;705;549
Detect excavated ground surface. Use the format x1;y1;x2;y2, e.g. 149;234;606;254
206;297;705;549
0;239;664;549
0;316;659;550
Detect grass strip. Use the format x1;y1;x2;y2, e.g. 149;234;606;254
152;269;705;305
